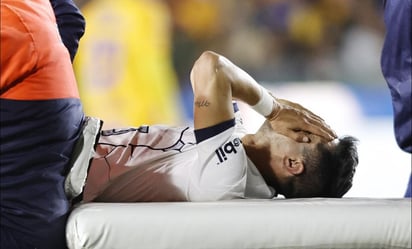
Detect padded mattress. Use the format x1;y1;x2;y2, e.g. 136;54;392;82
66;198;411;249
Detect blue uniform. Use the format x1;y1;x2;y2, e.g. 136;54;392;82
381;0;412;197
0;0;85;248
51;0;86;62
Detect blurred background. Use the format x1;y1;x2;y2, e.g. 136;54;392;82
73;0;410;198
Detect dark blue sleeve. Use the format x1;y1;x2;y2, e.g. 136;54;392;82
194;103;239;143
50;0;85;61
381;0;412;153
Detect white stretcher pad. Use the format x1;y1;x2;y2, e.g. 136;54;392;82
66;198;411;249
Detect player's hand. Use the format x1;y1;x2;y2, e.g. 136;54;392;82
267;97;337;143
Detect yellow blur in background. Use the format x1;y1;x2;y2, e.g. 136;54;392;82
75;0;181;128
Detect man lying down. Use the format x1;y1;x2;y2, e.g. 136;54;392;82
67;51;359;203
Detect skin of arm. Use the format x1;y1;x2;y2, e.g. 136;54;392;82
190;51;337;141
190;51;263;130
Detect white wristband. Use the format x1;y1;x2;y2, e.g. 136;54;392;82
251;86;274;117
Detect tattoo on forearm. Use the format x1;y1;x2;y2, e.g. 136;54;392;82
195;100;210;108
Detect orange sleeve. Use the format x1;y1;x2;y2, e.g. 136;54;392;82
0;3;37;94
0;0;79;100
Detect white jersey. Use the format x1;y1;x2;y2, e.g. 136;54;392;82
82;106;276;202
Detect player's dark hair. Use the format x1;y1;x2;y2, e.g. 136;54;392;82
281;136;359;198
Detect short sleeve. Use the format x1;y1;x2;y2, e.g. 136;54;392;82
189;124;250;201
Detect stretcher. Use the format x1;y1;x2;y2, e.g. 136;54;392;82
66;197;411;249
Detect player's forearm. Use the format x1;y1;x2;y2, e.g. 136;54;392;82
191;51;337;141
191;51;262;103
214;54;261;105
190;51;278;130
213;52;278;117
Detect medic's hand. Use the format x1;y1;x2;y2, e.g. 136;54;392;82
267;97;337;143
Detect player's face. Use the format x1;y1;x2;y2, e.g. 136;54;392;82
265;131;326;184
267;133;305;166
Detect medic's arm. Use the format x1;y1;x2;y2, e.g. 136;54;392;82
50;0;85;61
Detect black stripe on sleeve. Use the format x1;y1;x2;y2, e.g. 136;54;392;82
194;118;235;143
232;102;239;112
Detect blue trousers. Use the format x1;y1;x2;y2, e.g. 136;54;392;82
381;0;412;197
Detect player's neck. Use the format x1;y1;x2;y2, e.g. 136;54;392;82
242;135;276;184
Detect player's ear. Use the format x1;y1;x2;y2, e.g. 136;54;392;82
285;157;304;176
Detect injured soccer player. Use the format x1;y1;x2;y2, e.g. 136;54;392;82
67;51;358;203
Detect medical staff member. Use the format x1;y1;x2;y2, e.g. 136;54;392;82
381;0;412;197
1;0;85;248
